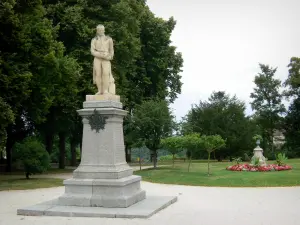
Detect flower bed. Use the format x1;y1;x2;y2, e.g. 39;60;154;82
226;164;292;172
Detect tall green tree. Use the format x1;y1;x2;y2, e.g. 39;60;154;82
134;12;183;104
43;1;183;163
250;64;285;156
0;0;33;170
283;57;300;157
0;0;80;171
182;91;257;160
37;56;81;169
130;99;174;168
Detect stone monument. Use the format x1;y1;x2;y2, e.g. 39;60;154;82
251;139;266;166
17;24;177;218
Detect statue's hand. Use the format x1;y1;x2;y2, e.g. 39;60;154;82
93;51;112;60
101;53;112;60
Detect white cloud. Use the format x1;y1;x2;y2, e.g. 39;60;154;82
146;0;300;121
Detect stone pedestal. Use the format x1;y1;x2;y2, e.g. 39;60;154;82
17;94;177;218
251;146;266;166
58;96;145;208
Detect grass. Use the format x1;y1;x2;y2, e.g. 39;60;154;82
0;176;64;191
0;168;72;191
134;159;300;187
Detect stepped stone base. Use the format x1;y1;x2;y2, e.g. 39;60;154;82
58;175;146;208
17;196;177;218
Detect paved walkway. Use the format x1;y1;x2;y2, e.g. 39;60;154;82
1;180;299;225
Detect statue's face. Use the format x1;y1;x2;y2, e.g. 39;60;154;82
96;26;105;35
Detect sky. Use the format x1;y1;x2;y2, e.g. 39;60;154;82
146;0;300;121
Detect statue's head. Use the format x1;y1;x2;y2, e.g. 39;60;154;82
96;24;105;36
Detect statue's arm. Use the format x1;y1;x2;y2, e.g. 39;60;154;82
109;38;114;60
90;38;102;58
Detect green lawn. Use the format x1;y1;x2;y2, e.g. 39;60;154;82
134;159;300;187
0;176;64;191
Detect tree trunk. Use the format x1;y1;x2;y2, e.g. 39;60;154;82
58;132;66;169
270;129;274;155
139;157;142;171
153;151;157;168
45;133;54;154
125;145;131;163
172;154;175;168
208;152;211;176
5;134;13;172
70;138;77;167
26;172;30;179
188;152;192;172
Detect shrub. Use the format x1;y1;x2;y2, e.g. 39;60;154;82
233;157;242;165
244;153;251;162
159;154;179;161
250;157;260;167
276;153;288;166
14;137;50;179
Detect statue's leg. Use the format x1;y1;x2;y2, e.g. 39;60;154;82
101;61;110;94
94;59;102;95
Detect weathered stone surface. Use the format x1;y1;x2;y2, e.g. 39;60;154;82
85;94;120;102
83;99;122;109
58;175;146;208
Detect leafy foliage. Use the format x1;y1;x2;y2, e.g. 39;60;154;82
276;153;288;166
201;135;226;175
250;157;260;167
161;136;184;167
250;64;285;155
159;154;180;161
233;157;242;165
13;137;50;178
0;0;183;171
252;134;263;142
0;97;14;143
283;57;300;157
130;99;174;168
179;133;202;172
182;91;258;160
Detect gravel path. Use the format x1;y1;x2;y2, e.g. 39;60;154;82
1;181;300;225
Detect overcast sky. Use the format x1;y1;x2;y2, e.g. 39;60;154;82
146;0;300;121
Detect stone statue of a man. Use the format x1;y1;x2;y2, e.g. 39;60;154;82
91;24;115;95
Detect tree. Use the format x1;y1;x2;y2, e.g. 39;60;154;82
131;99;174;168
182;91;257;160
283;57;300;157
136;12;183;104
201;135;226;176
0;0;80;171
43;0;183;163
180;133;202;172
13;137;50;179
37;56;81;169
161;136;183;168
250;64;285;156
0;98;14;145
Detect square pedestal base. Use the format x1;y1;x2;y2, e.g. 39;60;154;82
17;196;177;218
58;175;145;208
